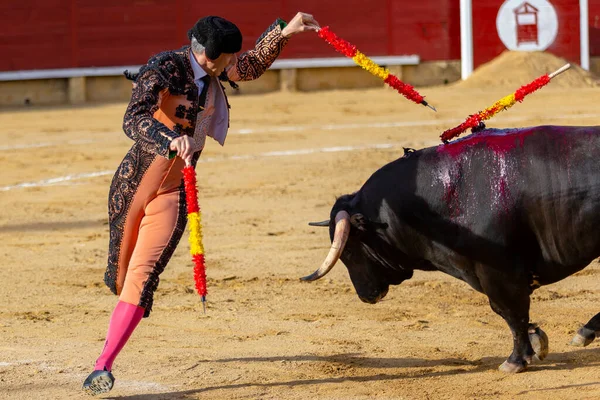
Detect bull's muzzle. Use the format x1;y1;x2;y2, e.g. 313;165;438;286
301;210;350;281
359;286;389;304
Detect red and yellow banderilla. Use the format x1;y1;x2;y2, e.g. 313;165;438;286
440;64;571;143
183;162;207;313
317;26;436;111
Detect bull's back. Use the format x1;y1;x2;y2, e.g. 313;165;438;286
518;126;600;271
432;126;600;277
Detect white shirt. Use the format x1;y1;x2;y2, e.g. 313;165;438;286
188;50;230;147
189;51;209;94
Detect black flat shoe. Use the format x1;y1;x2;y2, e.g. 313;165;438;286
82;369;115;396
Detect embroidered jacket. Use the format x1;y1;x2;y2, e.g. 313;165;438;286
122;19;289;156
103;20;289;302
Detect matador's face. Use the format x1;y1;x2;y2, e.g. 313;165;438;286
206;53;237;77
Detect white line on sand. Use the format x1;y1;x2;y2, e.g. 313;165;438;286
4;112;600;150
1;171;114;191
117;379;172;392
0;360;171;393
0;359;36;367
0;139;97;152
1;143;404;191
5;110;600;190
231;113;600;134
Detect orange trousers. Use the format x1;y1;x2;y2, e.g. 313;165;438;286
116;156;187;309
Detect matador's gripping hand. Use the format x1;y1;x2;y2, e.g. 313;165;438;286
169;136;194;165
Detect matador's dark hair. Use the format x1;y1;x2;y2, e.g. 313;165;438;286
189;16;241;90
187;16;242;60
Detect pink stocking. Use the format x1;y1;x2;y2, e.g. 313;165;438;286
94;301;145;371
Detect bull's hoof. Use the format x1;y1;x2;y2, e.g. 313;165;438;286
499;360;527;373
529;326;549;361
570;327;595;347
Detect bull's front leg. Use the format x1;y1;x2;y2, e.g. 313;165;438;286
479;270;543;373
489;297;533;373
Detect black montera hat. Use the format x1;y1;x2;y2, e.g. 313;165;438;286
187;16;243;59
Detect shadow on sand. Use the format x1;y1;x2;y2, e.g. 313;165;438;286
107;348;600;399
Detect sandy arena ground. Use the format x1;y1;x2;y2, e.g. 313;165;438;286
2;83;600;400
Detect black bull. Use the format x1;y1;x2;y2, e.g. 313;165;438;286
303;125;600;373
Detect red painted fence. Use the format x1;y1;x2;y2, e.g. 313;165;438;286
0;0;598;72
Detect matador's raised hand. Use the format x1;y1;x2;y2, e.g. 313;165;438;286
281;12;320;38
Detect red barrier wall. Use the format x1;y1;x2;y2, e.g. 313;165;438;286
0;0;459;71
589;1;600;55
0;0;597;72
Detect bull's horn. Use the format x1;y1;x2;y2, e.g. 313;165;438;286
301;210;350;281
308;220;330;227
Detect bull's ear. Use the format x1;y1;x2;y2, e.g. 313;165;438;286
350;213;368;231
350;213;388;231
